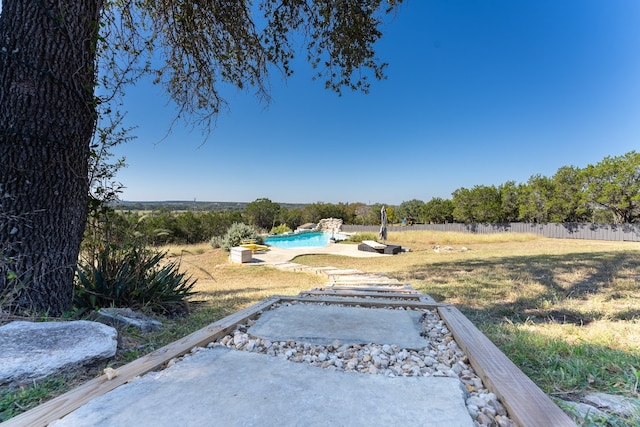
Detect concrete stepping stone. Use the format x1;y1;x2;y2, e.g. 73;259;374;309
270;262;307;271
248;303;430;349
330;276;402;285
50;347;473;427
318;268;363;277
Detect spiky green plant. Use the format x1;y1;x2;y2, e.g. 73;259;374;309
75;244;196;315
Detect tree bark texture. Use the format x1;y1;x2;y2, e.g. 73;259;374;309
0;1;101;315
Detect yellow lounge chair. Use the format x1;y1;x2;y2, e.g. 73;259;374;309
240;243;270;253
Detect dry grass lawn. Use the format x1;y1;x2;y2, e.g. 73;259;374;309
3;232;639;424
292;231;640;416
159;243;326;319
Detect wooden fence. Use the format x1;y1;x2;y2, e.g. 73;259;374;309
342;223;640;242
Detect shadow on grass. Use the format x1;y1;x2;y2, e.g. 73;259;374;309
614;309;640;321
396;251;640;326
398;251;640;416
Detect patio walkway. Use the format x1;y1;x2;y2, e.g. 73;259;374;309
249;242;385;264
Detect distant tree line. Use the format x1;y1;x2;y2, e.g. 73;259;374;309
396;151;640;225
104;199;387;246
113;200;308;212
101;151;639;246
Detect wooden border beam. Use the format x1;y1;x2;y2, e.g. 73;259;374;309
437;305;575;427
315;285;416;293
277;295;444;309
300;290;423;299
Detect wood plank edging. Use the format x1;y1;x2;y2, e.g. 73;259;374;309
437;305;576;427
1;297;281;427
278;295;444;309
317;286;416;293
300;290;422;299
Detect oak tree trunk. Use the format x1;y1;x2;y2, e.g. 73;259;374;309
0;1;100;315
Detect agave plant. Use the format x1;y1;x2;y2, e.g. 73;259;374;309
75;243;196;315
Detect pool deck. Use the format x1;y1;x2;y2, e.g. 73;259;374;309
249;242;385;264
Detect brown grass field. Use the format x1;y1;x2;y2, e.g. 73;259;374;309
2;231;639;424
166;231;640;423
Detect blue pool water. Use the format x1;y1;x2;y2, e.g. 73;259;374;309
265;232;347;249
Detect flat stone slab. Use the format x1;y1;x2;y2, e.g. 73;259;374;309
330;278;403;286
323;284;412;291
327;273;401;283
582;392;640;418
248;304;430;349
0;320;117;385
322;268;367;276
270;262;305;270
51;347;473;427
95;308;162;332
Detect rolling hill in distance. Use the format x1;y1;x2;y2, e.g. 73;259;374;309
113;200;310;212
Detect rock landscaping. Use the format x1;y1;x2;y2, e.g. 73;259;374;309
197;301;518;427
316;217;343;234
0;320;117;386
93;307;162;332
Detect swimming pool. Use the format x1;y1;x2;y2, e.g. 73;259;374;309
265;232;349;249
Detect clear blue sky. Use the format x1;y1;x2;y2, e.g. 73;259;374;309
105;0;640;205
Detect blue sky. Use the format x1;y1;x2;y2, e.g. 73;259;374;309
104;0;640;205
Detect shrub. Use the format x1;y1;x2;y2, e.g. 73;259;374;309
210;222;263;251
74;243;197;315
348;232;379;243
209;235;225;249
270;224;292;235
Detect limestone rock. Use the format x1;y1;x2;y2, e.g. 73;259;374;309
317;218;343;234
0;320;117;385
94;307;162;332
582;392;640;418
560;400;609;423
